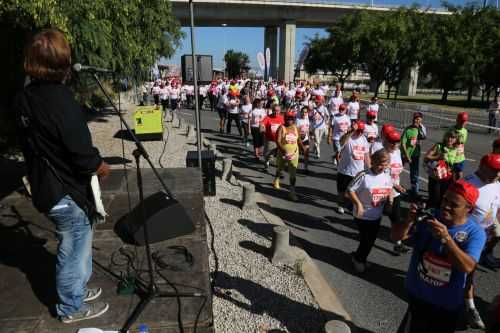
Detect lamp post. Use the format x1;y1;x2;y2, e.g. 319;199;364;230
189;0;202;168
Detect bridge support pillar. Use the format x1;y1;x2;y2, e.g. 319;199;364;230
264;27;278;80
400;66;419;96
279;21;296;83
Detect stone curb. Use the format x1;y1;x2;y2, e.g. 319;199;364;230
197;131;352;324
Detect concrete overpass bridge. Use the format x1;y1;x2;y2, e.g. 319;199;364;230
171;0;447;88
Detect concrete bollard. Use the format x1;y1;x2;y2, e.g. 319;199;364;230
172;112;178;126
221;158;232;181
271;225;292;265
202;137;211;148
209;143;217;153
325;321;351;333
186;124;195;138
241;183;257;210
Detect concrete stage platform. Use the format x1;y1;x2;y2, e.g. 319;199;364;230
0;168;213;333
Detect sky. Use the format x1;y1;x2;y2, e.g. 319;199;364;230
162;0;476;71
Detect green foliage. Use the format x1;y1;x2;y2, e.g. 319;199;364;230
224;49;251;78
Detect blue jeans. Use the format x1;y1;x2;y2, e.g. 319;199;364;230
409;154;420;194
47;195;93;317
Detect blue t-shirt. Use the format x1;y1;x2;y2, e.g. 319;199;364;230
405;214;486;311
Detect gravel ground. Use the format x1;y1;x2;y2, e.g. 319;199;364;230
89;98;326;332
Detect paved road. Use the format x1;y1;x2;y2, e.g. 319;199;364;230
177;106;500;333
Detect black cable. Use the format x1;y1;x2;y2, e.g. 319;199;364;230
158;125;170;168
204;209;219;292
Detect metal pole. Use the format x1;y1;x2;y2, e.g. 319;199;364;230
190;0;203;169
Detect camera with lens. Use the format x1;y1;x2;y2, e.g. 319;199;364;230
415;207;434;223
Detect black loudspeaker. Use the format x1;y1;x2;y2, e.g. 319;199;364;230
186;150;216;196
121;191;195;245
181;55;213;84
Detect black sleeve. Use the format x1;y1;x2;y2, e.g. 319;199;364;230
55;89;102;175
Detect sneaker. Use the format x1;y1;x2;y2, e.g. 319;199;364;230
289;188;298;201
272;179;280;190
481;253;500;268
264;160;270;170
351;254;366;273
337;207;345;214
466;307;486;330
245;141;250;147
393;243;411;256
83;287;102;302
60;302;109;324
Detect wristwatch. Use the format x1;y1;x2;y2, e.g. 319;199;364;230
440;235;451;244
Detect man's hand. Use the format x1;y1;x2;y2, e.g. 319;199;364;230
427;218;451;241
96;161;110;181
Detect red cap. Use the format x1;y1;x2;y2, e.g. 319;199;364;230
285;111;296;119
447;180;479;206
366;111;377;118
355;120;365;132
457;112;468;123
315;95;324;103
381;123;395;136
339;104;347;111
494;137;500;149
480;153;500;171
386;130;401;143
295;91;303;97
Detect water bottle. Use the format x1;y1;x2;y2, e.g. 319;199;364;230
138;324;149;333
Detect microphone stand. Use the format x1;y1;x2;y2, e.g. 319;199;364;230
89;73;205;333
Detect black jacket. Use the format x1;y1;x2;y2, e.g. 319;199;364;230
13;80;102;215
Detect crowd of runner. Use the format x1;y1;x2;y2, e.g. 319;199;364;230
142;77;500;333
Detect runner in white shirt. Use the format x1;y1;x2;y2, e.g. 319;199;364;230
328;104;351;165
367;96;380;122
462;153;500;329
151;82;161;106
347;94;360;121
348;149;392;273
328;92;344;116
296;106;311;172
311;96;329;159
249;98;267;159
159;83;169;117
371;129;410;255
240;95;253;146
337;121;371;214
225;92;241;135
169;83;180;114
364;111;379;142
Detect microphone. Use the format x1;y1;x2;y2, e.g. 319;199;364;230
73;63;114;73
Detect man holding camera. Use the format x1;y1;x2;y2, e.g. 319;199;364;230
393;180;486;333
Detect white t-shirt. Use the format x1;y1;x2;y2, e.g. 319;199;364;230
332;114;351;141
227;99;239;114
368;103;380;120
217;94;228;109
348;169;393;221
464;173;500;229
170;87;180;99
240;104;252;122
199;86;208;97
370;140;384;156
151;86;160;96
338;134;369;177
312;105;328;130
364;123;379;140
249;108;267;128
328;96;344;114
159;87;169;100
296;117;310;141
388;148;403;197
347;101;360;120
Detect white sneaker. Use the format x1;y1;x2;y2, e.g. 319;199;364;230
337;207;345;214
466;307;486;330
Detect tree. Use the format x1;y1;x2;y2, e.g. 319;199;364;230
0;0;182;150
304;13;363;88
224;49;250;78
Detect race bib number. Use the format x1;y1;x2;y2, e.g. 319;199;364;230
390;163;403;181
410;137;417;147
271;124;280;134
285;133;297;144
352;145;366;160
418;252;452;287
370;188;391;207
366;131;377;139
